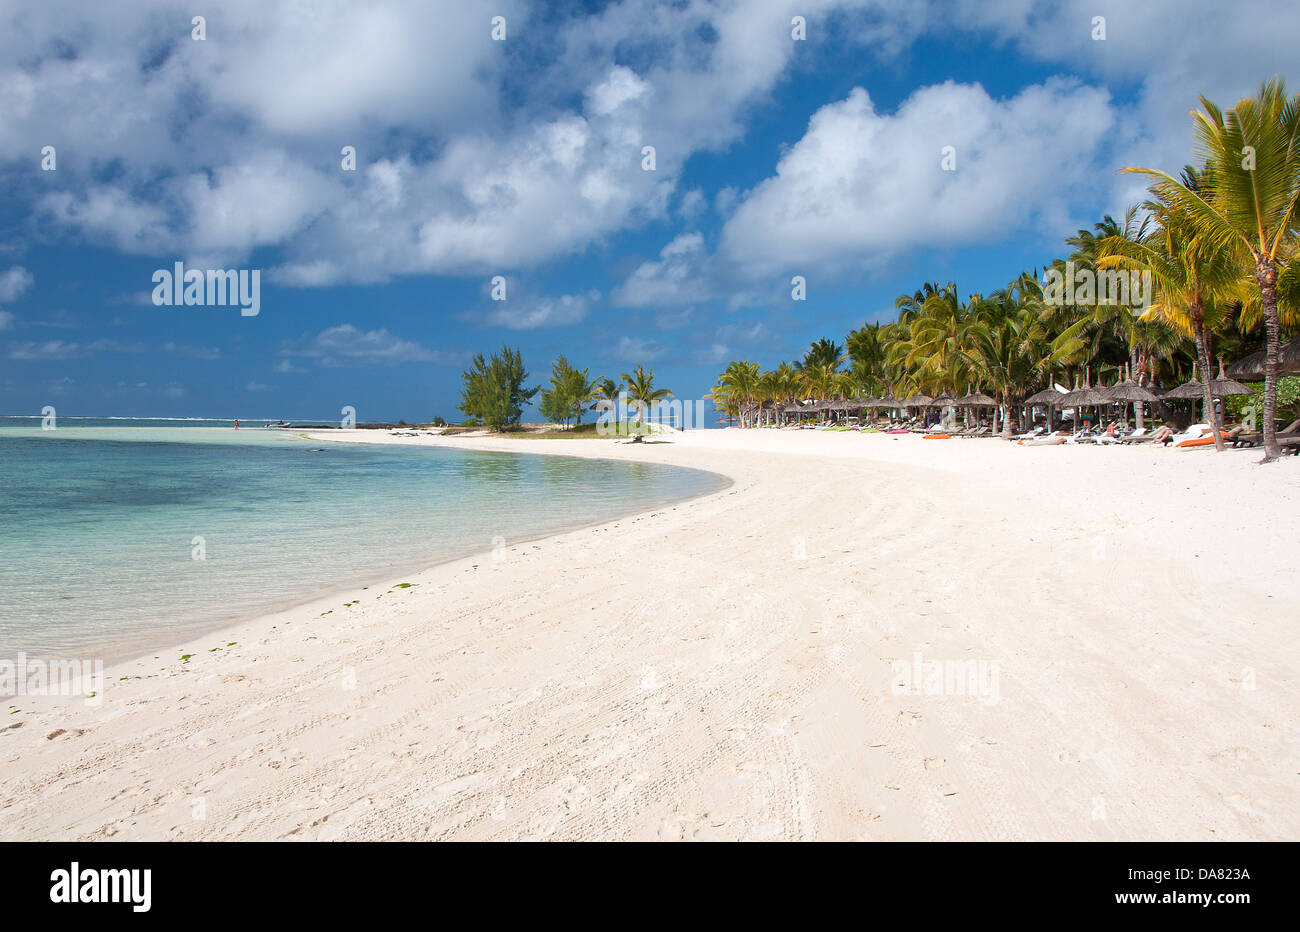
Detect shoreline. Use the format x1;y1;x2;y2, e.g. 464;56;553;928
2;429;730;669
3;429;1297;840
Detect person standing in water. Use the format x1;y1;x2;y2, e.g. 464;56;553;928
234;419;239;430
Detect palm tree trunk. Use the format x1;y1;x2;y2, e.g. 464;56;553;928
1190;312;1224;452
1132;350;1145;430
1257;257;1282;462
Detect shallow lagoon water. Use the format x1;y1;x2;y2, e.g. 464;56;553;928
0;427;726;660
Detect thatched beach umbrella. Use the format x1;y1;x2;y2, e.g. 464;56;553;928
895;393;931;424
1023;387;1066;405
930;391;955;426
1058;381;1105;429
1224;337;1300;380
952;390;996;429
1209;360;1256;399
1101;366;1162;428
781;401;814;424
1162;381;1202;400
1164;361;1253;429
1165;363;1252;401
1023;385;1066;430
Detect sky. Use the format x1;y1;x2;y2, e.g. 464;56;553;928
0;0;1296;423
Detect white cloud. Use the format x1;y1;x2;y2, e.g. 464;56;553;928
7;339;146;360
613;233;713;308
4;1;878;282
720;79;1115;276
473;290;601;330
0;266;32;301
178;151;334;258
39;187;170;254
613;335;667;363
281;324;457;367
0;310;13;330
5;0;1300;292
690;343;732;365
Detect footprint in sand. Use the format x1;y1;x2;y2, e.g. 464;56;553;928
923;757;945;770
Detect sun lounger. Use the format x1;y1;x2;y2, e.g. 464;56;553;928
1009;426;1046;441
1232;416;1300;448
1124;426;1172;444
1166;423;1211;447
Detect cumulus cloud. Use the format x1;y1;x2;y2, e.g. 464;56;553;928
3;1;892;282
612;335;667;363
615;78;1118;305
4;0;1299;293
613;233;713;308
0;266;33;302
280;324;458;367
472;290;601;330
720;79;1115;275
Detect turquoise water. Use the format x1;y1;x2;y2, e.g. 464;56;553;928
0;426;726;661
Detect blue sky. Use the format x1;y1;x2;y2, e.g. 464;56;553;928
0;1;1294;422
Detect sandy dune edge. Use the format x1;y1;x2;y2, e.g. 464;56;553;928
1;429;1296;840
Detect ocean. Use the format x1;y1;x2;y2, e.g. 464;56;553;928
0;422;726;662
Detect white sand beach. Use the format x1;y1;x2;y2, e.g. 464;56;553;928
2;429;1297;841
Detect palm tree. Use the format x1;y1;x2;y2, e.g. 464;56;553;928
715;360;761;427
903;284;978;394
1060;209;1160;391
1122;78;1300;461
797;338;846;372
846;321;889;394
621;364;672;424
592;376;622;426
756;369;784;427
970;287;1038;438
1096;173;1241;449
800;362;840;407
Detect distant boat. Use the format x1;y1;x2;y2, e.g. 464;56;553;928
263;421;293;429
